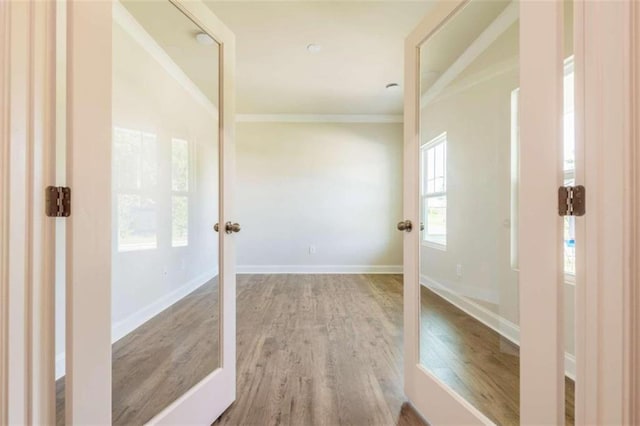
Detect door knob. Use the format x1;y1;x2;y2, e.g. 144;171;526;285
213;222;242;234
214;222;241;234
420;222;424;231
225;222;241;234
397;220;413;232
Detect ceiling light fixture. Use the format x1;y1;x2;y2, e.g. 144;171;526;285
195;32;215;46
386;83;400;91
306;43;322;53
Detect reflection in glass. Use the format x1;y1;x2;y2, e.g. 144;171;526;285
117;194;158;251
114;127;159;251
172;195;189;247
563;58;576;276
421;133;447;247
171;138;190;247
171;138;189;192
563;1;576;421
418;2;522;424
109;2;221;423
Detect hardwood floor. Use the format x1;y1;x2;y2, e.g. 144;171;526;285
56;274;575;425
215;274;425;426
419;285;575;426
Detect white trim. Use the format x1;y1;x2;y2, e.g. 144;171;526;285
0;2;10;422
579;1;635;423
237;265;403;274
2;1;56;423
420;1;518;108
420;275;576;380
55;269;218;379
112;1;217;117
236;114;403;124
631;2;640;422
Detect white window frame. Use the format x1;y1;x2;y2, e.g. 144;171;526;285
420;132;447;250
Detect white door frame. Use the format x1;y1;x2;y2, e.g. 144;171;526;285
403;0;638;424
579;0;637;423
632;3;640;423
0;1;56;424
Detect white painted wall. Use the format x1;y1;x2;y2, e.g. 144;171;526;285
55;9;220;378
419;22;577;365
235;122;403;273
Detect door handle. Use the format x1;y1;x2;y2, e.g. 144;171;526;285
397;220;413;232
214;222;241;234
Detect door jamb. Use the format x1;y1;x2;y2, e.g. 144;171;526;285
579;0;635;423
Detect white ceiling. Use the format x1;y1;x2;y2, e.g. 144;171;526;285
205;1;435;115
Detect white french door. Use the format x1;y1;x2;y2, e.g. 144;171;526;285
63;0;236;424
402;1;580;424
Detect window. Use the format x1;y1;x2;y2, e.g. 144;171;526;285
421;133;447;248
171;138;189;247
510;56;576;277
114;127;158;252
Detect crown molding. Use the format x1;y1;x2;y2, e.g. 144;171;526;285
236;114;403;123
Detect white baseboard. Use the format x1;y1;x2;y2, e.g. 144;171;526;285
237;265;403;274
421;275;576;380
55;269;217;380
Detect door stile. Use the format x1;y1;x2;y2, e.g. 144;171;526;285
519;1;565;424
66;1;113;424
402;17;420;407
218;25;237;403
30;0;57;424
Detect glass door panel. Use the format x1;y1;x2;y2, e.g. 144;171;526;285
110;2;220;424
413;1;574;424
418;2;521;422
563;0;576;423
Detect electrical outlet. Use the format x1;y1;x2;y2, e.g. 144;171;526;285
456;263;463;278
309;245;317;255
